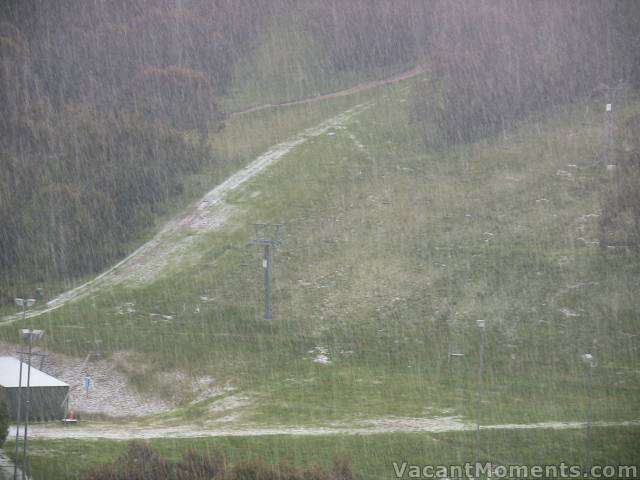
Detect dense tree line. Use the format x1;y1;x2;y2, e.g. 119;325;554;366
0;0;247;299
412;0;640;145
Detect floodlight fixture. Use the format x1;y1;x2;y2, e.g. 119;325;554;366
19;329;45;340
14;298;36;308
581;353;597;368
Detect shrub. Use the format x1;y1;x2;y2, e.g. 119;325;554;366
175;448;225;480
84;442;170;480
229;460;329;480
331;456;355;480
84;442;356;480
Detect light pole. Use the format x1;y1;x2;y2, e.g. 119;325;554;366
582;353;597;472
475;319;487;467
18;328;44;480
13;298;35;480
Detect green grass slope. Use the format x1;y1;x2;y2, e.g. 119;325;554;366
2;76;639;428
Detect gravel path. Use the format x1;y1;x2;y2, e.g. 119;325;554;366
9;418;640;441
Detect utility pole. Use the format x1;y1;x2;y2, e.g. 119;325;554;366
250;224;282;320
13;338;24;480
22;331;34;480
475;319;487;467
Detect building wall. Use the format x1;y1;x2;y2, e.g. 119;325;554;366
0;386;68;421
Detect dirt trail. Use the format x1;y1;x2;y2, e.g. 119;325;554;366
9;418;640;441
229;64;426;117
1;65;428;326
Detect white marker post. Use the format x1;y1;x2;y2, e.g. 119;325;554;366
83;376;93;396
605;103;614;170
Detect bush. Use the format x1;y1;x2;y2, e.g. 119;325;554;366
0;400;9;447
84;442;170;480
84;442;355;480
175;448;225;480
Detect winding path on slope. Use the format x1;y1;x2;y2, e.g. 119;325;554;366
1;65;427;325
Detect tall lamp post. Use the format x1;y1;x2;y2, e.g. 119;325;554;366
13;298;35;480
475;319;487;467
18;328;44;480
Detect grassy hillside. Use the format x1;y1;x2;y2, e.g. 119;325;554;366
2;75;639;430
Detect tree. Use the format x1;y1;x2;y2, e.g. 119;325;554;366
0;400;9;447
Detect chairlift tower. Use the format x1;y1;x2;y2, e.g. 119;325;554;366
250;224;282;320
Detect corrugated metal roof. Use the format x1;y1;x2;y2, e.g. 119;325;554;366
0;356;68;388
